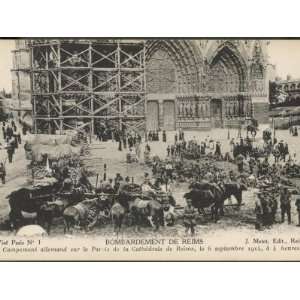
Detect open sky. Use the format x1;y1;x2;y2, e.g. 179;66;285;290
1;39;300;92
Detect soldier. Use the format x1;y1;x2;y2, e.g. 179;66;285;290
114;173;123;192
14;135;18;149
236;154;245;173
165;161;173;179
273;145;280;163
2;124;6;140
181;130;185;141
162;130;167;142
183;198;197;236
295;197;300;226
280;187;291;224
178;128;182;141
284;143;289;162
128;135;134;148
6;126;13;140
174;133;178;143
0;162;6;184
215;141;222;157
248;157;256;174
170;145;175;157
261;192;273;227
145;143;151;153
6;139;14;163
167;145;170;157
294;127;299;136
255;192;264;230
200;142;206;155
278;140;284;158
137;133;142;144
261;157;270;175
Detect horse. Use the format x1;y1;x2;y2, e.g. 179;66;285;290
7;186;54;230
38;189;86;235
245;118;259;138
111;201;126;235
63;197;109;234
129;197;164;232
185;182;247;222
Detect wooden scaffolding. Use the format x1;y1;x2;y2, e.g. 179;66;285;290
30;39;146;135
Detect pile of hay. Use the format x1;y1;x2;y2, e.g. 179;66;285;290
31;143;81;162
26;134;74;147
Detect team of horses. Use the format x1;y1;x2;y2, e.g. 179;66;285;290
6;176;247;235
7;121;259;235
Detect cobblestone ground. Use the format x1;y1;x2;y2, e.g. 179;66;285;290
1;125;300;238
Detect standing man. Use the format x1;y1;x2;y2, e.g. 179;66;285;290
167;145;170;157
8;126;13;140
273;145;280;163
236;154;245;173
14;134;18;149
295;197;300;226
165;161;173;180
280;187;291;224
2;124;6;140
174;133;178;143
270;193;278;224
170;145;175;157
6;140;14;163
183;197;197;236
162;130;167;143
295;196;300;227
0;162;6;184
255;192;264;230
278;140;285;161
284;143;289;162
248;157;256;174
215;141;222;157
17;132;21;144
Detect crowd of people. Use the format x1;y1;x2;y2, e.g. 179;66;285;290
254;186;299;230
146;130;160;142
91;124;300;233
228;133;300;230
5;117;300;235
140;127;300;232
0;116;26;185
114;130;142;150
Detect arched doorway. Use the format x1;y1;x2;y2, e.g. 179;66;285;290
210;99;223;128
145;40;203;94
146;101;159;130
207;42;248;94
163;100;175;130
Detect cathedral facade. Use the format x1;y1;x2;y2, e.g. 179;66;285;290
145;39;275;131
11;39;275;134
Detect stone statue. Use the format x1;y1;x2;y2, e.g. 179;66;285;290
195;102;199;117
